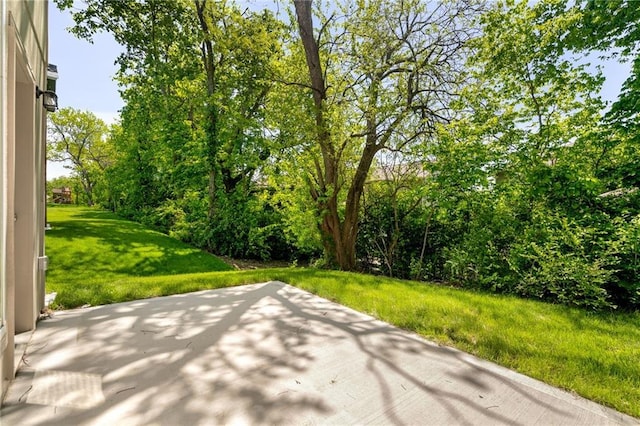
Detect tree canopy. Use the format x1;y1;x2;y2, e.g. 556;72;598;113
54;0;640;310
48;107;111;206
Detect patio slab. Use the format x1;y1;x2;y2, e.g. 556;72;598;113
1;281;637;425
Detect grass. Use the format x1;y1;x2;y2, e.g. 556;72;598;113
46;204;232;307
45;205;640;418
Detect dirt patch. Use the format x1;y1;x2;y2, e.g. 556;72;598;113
219;256;296;270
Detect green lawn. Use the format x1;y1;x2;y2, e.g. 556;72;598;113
46;205;232;307
45;205;640;418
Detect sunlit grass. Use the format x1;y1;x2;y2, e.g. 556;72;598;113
45;204;232;308
45;205;640;418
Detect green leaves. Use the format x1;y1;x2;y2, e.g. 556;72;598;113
278;0;482;268
51;0;640;309
48;108;111;206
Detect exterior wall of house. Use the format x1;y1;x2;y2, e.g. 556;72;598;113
0;0;48;399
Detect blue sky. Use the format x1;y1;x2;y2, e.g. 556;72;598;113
49;3;124;123
46;2;632;179
48;3;123;178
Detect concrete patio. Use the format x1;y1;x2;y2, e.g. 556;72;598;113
1;282;637;425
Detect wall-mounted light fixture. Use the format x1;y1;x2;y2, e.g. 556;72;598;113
36;86;58;112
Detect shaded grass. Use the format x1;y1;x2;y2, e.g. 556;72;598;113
46;205;232;308
45;206;640;418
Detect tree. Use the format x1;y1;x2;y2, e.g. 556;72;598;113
48;108;111;206
563;1;640;193
193;0;282;217
287;0;479;269
421;0;634;309
55;0;205;214
57;0;287;257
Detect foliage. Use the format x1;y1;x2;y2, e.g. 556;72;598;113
511;214;613;309
357;163;442;279
198;188;297;261
48;107;111;206
282;0;481;269
57;0;285;260
608;214;640;307
52;0;640;311
402;0;639;310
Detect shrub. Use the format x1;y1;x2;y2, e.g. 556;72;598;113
607;215;640;309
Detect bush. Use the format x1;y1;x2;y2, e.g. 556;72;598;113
607;215;640;309
441;191;524;292
357;182;452;280
439;195;618;310
202;189;297;261
515;243;612;310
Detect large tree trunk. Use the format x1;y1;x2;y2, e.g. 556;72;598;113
340;142;379;269
195;0;219;219
80;172;94;207
295;0;349;269
294;0;380;271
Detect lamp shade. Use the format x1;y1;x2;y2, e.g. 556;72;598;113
42;91;58;112
36;86;58;112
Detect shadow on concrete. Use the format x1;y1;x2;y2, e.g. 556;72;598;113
2;282;636;425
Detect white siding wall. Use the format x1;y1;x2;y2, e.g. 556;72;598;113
1;0;48;399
